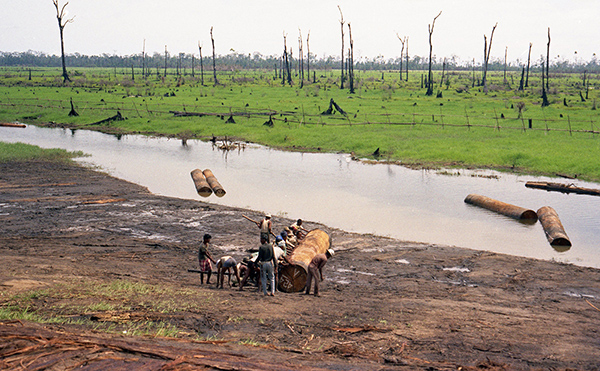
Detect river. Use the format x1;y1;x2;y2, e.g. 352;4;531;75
2;124;599;268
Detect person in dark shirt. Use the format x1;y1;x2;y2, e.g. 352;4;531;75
198;234;216;284
304;249;334;297
257;236;277;296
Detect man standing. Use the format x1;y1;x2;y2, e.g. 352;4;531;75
258;214;275;243
198;234;217;285
304;249;334;297
257;236;277;296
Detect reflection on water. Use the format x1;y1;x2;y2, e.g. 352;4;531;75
2;125;599;268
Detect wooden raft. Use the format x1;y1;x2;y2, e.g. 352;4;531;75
464;194;538;220
526;181;600;197
537;206;571;247
278;229;331;293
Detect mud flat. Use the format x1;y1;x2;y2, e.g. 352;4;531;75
1;161;599;370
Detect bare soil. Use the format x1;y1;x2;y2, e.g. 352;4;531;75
1;161;599;370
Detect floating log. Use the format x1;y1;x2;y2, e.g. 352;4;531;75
190;169;212;197
202;169;226;197
525;181;600;197
464;194;538;220
278;229;331;293
0;122;26;128
537;206;571;247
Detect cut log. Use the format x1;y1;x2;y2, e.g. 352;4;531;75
464;194;538;220
526;181;600;196
190;169;212;197
0;122;26;128
279;229;331;293
202;169;226;197
537;206;571;247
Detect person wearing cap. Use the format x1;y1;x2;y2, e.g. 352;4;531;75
198;234;217;285
304;249;334;297
258;213;275;243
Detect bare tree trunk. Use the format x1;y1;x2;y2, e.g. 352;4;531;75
198;43;204;86
298;29;304;88
405;37;409;81
546;27;551;91
541;61;549;106
52;0;73;83
282;34;292;86
525;42;532;87
164;45;168;77
210;27;218;86
338;6;345;89
472;58;476;87
503;46;508;84
348;23;355;94
518;66;525;91
426;11;442;96
482;23;498;93
396;34;405;81
306;31;311;83
142;39;146;78
439;58;446;88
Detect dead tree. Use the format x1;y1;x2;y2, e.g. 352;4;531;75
282;33;292;86
198;42;205;86
525;42;532;87
298;29;304;88
405;37;409;81
142;39;146;78
210;27;218;86
306;31;311;83
426;11;442;96
546;27;551;91
348;23;355;94
503;46;508;85
482;23;498;93
541;58;550;106
164;45;168;77
338;6;345;89
52;0;74;83
396;34;406;81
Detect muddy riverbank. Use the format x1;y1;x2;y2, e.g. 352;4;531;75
1;160;599;370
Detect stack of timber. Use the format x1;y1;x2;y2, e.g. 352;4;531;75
190;169;226;197
525;181;600;196
279;229;331;293
464;194;538;220
537;206;571;247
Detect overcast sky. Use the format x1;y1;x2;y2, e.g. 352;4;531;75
2;1;598;65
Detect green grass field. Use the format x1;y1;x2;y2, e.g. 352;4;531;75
1;67;599;181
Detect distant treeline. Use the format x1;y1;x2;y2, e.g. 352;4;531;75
1;50;599;73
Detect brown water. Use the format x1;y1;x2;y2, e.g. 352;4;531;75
2;125;599;268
